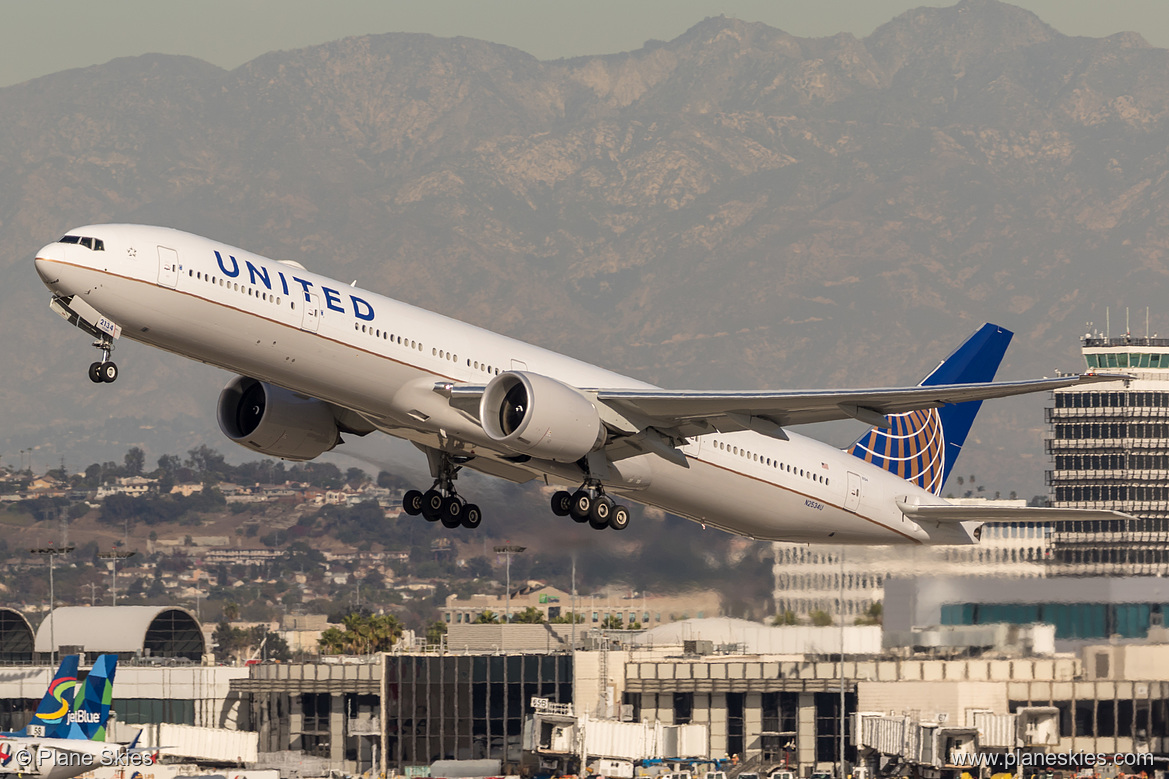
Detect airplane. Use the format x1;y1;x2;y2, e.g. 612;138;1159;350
0;655;146;779
1;655;79;739
33;224;1125;545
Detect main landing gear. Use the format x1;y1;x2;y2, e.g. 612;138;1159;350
87;337;118;384
401;450;482;530
550;482;630;531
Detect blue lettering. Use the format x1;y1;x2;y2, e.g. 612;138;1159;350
292;276;314;301
351;295;374;321
245;261;272;290
277;271;290;295
215;251;239;278
322;286;344;313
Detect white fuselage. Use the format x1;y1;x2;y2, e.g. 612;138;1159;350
34;224;970;545
0;737;142;779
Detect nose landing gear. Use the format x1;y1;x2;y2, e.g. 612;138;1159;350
87;338;118;384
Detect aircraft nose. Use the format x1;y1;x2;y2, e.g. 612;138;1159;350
34;243;65;289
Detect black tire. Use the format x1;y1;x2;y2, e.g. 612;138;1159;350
422;489;443;521
590;496;612;524
100;362;118;383
442;495;463;522
441;513;461;528
588;497;611;530
609;505;631;531
569;490;591;522
88;363;104;384
551;490;573;517
461;504;482;529
403;490;424;516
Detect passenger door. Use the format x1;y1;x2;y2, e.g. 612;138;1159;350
157;246;179;288
300;293;321;333
845;471;862;513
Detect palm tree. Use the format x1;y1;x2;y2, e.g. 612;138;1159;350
318;627;347;655
474;610;499;624
511;606;545;624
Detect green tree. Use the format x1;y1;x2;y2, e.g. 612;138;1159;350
473;610;499;624
124;447;145;476
425;621;448;645
550;611;585;624
318;627;346;654
510;606;545;624
772;610;798;626
854;602;883;626
809;609;834;627
319;612;403;655
601;614;624;630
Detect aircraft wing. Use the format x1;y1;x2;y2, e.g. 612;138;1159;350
441;372;1123;446
593;373;1125;435
896;501;1133;524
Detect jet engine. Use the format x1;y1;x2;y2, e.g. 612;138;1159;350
480;371;606;462
217;376;340;460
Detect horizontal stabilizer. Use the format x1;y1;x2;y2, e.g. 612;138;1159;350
896;500;1132;524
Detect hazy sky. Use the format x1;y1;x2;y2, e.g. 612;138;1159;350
2;0;1166;88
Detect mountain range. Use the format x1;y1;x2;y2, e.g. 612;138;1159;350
3;0;1168;499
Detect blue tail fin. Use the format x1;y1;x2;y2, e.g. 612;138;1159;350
847;323;1013;494
53;654;118;742
10;655;79;737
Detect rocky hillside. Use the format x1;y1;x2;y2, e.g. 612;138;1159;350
3;0;1168;496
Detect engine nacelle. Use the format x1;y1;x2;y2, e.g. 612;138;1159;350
481;371;606;462
217;376;340;461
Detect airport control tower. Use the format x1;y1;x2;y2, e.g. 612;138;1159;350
1045;331;1169;575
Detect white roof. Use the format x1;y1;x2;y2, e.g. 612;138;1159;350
633;617;882;655
33;605;200;653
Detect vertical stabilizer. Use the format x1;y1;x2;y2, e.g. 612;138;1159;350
847;323;1013;494
9;655;79;737
55;654;118;742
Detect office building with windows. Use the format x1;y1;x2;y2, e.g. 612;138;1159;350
1045;334;1169;575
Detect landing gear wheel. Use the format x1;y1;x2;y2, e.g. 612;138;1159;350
551;490;573;517
461;504;482;529
422;489;444;521
589;497;612;530
442;496;463;523
403;490;424;516
593;493;612;519
569;491;592;523
98;362;118;383
609;505;631;531
88;362;104;384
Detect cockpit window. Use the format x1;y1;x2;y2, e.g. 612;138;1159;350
59;235;104;251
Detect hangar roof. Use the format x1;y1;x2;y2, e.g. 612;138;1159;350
33;606;204;660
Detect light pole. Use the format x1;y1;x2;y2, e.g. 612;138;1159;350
839;546;846;779
30;546;74;665
98;550;137;606
493;545;526;623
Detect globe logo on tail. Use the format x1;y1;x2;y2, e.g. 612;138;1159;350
848;407;946;495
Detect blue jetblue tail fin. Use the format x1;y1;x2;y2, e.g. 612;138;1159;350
847;323;1013;495
54;654;118;742
10;655;79;737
